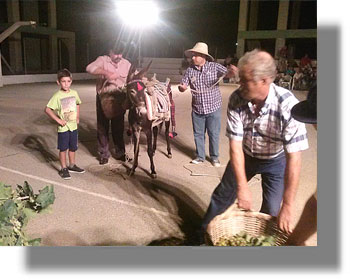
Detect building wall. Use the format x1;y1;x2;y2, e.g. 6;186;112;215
0;0;75;76
237;0;317;59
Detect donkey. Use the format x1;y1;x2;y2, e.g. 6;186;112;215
126;62;172;178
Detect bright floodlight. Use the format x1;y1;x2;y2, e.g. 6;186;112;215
117;1;159;28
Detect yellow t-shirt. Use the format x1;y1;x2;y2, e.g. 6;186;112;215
47;89;82;132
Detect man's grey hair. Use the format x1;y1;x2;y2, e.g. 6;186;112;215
238;49;277;82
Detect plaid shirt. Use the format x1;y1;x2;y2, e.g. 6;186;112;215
181;61;228;114
226;83;309;159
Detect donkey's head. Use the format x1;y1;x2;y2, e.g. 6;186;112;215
126;61;152;106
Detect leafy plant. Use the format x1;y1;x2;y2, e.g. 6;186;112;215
215;231;277;246
0;181;55;246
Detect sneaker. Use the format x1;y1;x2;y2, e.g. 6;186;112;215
211;159;221;167
190;158;204;164
59;168;71;180
68;164;85;174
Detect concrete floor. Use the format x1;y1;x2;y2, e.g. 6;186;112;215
0;81;317;246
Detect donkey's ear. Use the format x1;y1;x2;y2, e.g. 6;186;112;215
137;60;152;78
127;63;137;82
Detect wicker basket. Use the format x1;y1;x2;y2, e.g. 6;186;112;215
206;204;289;246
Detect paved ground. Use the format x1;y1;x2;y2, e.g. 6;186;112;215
0;81;317;246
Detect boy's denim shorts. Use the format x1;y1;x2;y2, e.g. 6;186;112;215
57;129;78;152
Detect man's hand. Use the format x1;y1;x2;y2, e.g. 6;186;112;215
226;64;239;79
237;185;252;211
178;84;187;92
228;64;238;73
277;203;294;234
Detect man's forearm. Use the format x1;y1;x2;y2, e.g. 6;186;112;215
87;67;108;77
230;139;252;209
277;151;302;233
230;144;247;188
283;151;302;206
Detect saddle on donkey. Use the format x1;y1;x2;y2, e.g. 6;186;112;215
143;74;172;127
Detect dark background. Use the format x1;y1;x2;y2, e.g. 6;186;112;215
0;0;317;73
54;0;317;71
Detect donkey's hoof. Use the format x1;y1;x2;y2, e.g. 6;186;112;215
151;173;157;179
167;153;172;159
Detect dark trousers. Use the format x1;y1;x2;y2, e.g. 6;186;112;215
201;152;286;235
96;95;125;160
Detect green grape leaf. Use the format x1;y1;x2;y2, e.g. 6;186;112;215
0;184;13;200
28;238;41;246
0;200;17;221
35;185;55;210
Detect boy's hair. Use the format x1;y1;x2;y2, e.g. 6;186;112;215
57;68;72;81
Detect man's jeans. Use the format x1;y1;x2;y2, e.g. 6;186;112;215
201;152;286;235
96;95;125;160
191;108;221;161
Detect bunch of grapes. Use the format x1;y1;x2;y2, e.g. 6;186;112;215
215;231;277;246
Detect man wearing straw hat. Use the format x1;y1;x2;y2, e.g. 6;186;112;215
178;42;237;167
200;49;309;241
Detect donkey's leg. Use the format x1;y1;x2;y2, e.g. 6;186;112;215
129;127;141;176
152;125;158;156
165;120;172;158
145;126;157;178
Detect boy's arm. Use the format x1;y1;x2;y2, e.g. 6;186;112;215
76;104;80;124
45;107;66;127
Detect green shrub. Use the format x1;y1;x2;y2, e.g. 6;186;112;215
0;181;55;246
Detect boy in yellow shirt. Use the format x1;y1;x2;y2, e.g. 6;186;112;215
45;69;84;179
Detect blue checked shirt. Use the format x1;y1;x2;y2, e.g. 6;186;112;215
181;61;228;114
226;83;309;159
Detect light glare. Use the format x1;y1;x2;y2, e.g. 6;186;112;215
117;1;159;28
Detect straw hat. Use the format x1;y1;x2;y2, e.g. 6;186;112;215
291;84;317;124
185;42;214;62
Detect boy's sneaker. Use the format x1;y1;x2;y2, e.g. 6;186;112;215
190;158;204;164
59;168;71;180
211;159;221;167
68;164;85;174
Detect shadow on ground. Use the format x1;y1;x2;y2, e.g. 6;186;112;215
10;134;60;171
77;120;98;158
73;166;204;246
134;176;203;246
